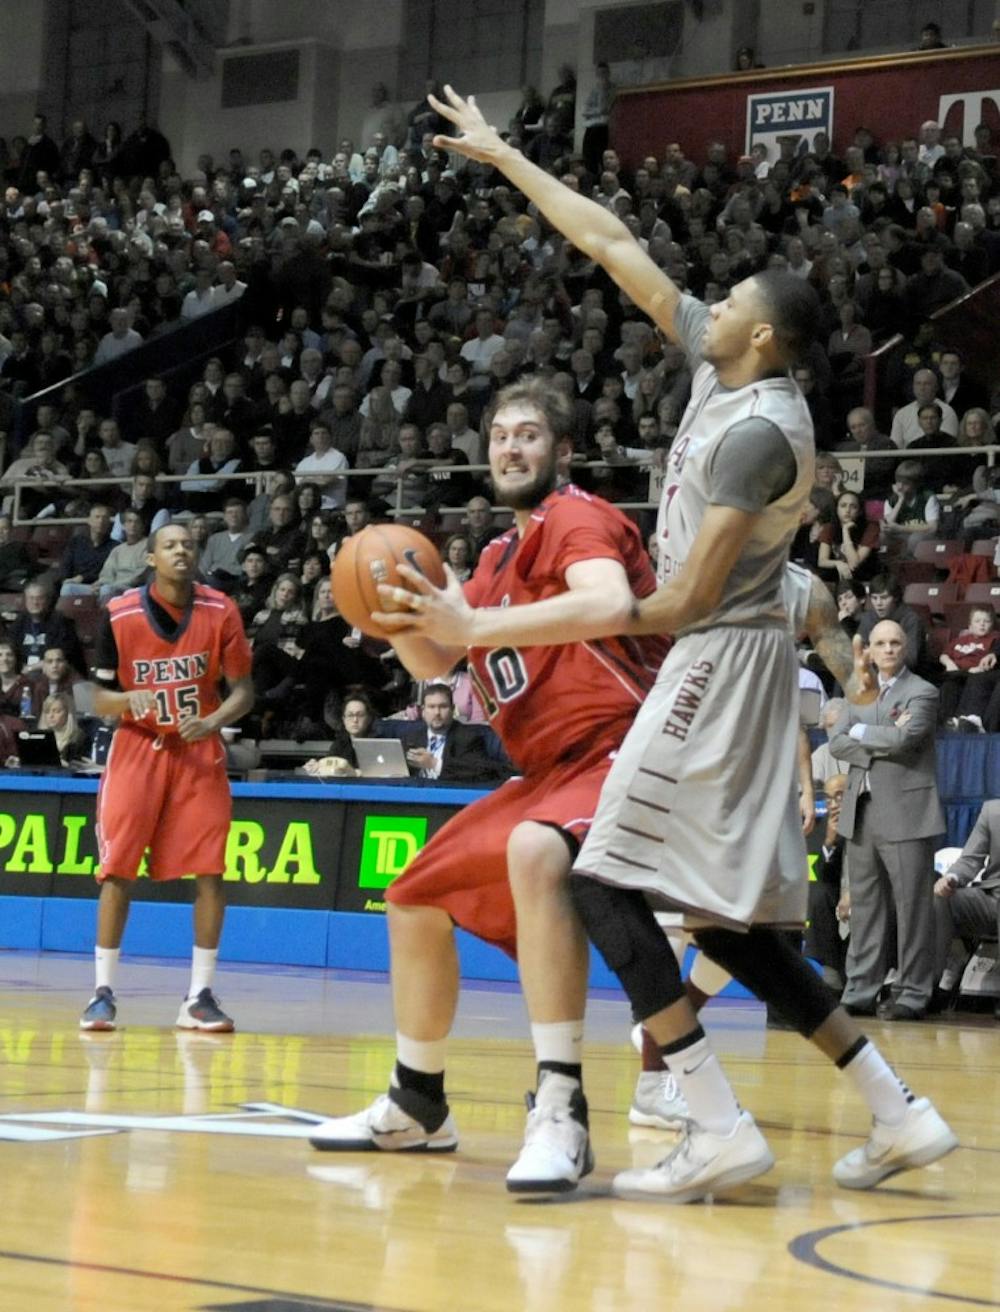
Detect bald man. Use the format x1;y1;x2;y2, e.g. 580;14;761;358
830;620;944;1019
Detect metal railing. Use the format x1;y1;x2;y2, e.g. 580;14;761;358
6;444;997;530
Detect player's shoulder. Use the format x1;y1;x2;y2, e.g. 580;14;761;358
541;483;628;532
192;581;237;614
107;586;146;623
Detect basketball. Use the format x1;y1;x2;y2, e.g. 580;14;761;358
332;524;447;638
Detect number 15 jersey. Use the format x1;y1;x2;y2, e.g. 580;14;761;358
463;485;670;775
98;582;252;736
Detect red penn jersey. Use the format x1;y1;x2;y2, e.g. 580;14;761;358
464;485;669;773
106;583;252;737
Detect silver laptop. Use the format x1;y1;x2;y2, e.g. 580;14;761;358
353;737;411;778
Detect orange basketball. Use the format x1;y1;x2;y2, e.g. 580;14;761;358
331;524;447;638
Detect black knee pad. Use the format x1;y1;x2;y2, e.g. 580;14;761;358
570;876;685;1021
694;926;838;1037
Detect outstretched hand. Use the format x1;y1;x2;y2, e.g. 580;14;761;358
372;562;475;648
429;86;506;163
845;633;877;705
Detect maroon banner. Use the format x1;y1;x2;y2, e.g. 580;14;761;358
611;45;1000;168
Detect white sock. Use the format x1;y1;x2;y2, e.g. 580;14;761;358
188;946;218;999
95;946;119;992
663;1032;741;1135
690;953;733;997
396;1032;447;1074
840;1041;913;1127
530;1020;584;1068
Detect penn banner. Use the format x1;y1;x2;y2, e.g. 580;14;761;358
745;86;834;166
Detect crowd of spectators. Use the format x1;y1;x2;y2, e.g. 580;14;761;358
1;59;1000;777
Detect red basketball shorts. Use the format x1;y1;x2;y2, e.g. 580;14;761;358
386;740;620;959
95;728;231;881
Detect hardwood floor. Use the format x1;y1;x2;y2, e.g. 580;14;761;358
0;951;995;1312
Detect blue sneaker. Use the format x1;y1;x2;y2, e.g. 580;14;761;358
80;986;117;1031
176;988;235;1032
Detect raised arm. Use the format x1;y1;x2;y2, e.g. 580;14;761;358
430;86;685;342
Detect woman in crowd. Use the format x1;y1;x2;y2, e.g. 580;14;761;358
40;692;87;763
817;490;880;583
250;572;308;652
443;533;475;584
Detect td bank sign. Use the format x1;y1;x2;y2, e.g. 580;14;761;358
358;815;428;890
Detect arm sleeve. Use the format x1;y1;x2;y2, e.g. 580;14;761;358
672;295;712;369
947;806;992;886
706;418;798;512
93;614;120;686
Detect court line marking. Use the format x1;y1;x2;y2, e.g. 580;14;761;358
788;1212;1000;1307
0;1248;407;1310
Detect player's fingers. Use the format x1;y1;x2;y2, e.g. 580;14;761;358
370;610;421;631
394;562;437;593
376;582;425;609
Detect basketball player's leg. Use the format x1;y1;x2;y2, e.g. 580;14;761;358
311;784;524;1156
505;820;592;1193
155;745;235;1031
570;876;775;1202
695;926;957;1187
81;733;162;1030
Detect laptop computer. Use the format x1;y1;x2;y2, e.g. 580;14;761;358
17;730;63;768
353;737;411;779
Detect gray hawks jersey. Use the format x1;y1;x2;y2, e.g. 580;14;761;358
656;294;815;632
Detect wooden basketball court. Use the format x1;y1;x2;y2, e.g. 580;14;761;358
0;950;996;1312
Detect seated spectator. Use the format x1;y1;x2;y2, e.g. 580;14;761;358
789;486;834;573
249;572;308;652
303;690;383;771
938;347;989;418
857;572;929;672
933;800;1000;1019
938;605;999;729
59;502;115;595
890;369;959;448
96;509;149;601
423;422;474;509
9;579;84;672
810;700;847;787
25;645;81;718
199;498;252;591
880;459;941;556
20;691;84;764
249;491;306;577
0;432;70;518
401;683;509;782
836;407;897;501
0;639;31;720
232;544;273;627
462;495;504;560
93;308;143;366
181;427;242;515
111;475;170;541
804;772;850;992
356;385;400;470
836;579;867;640
817;490;880;583
166;402;210;475
294;422;349;509
443;533;474;583
371;425;429;508
906;403;968;491
0;514;36;590
96;418;137;480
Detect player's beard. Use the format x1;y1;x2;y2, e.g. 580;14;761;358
496;452;559;511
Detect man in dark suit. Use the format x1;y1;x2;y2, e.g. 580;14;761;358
403;683;508;782
805;773;850;993
934;800;1000;1019
830;619;944;1019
